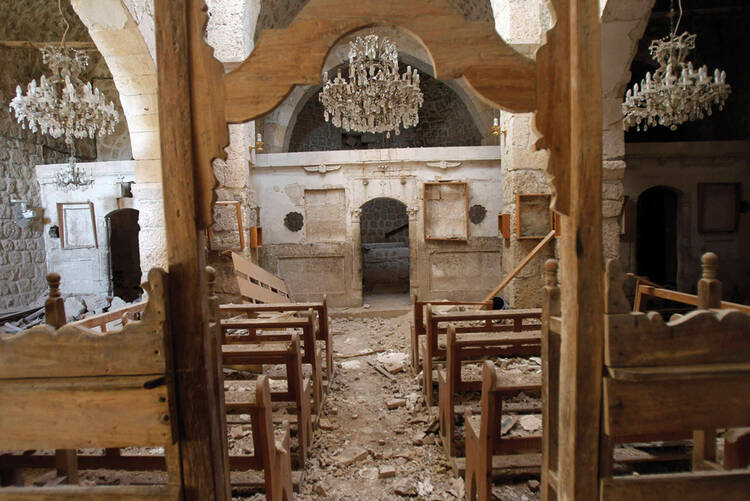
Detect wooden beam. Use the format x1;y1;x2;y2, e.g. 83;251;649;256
0;40;97;50
555;0;604;499
154;1;229;499
477;230;555;309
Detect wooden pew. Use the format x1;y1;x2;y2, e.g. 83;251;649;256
540;254;750;501
464;360;543;500
0;269;181;499
221;298;334;392
222;335;314;467
421;307;542;407
438;324;542;459
220;312;324;416
410;293;488;373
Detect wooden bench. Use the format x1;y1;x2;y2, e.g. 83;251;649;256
220;312;323;416
222;335;313;467
464;360;543;499
0;269;181;499
421;307;542;407
438;324;542;459
221;299;334;392
410;293;488;373
540;254;750;501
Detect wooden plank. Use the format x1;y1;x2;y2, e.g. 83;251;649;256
601;470;750;501
0;324;164;379
0;484;180;500
603;375;750;438
223;0;536;123
154;1;229;499
434;308;542;321
605;309;750;367
552;0;604;498
69;302;147;330
221;302;321;312
0;376;170;450
232;252;289;297
608;363;750;382
235;276;289;304
221;318;310;329
477;232;555;309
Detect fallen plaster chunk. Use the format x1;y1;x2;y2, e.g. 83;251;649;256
379;465;396;478
336;446;369;467
386;398;406;410
393;477;417;496
519;414;542;431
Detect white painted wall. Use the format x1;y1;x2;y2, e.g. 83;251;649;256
36;161;136;296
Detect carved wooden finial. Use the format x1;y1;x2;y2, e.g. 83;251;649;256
701;252;719;280
605;259;631;314
544;259;558;287
205;266;217;296
45;271;66;329
698;252;721;309
46;272;61;297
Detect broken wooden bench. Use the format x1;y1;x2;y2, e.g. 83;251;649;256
438;324;542;460
420;306;542;407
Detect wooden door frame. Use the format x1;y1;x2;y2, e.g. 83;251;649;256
153;1;604;499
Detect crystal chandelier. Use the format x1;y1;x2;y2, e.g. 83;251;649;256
9;1;119;190
319;35;423;138
622;0;730;131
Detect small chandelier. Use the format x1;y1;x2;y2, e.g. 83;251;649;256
54;156;94;191
9;1;119;190
319;35;423;138
622;0;730;131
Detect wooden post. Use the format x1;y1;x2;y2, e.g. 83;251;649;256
44;272;80;485
556;1;605;499
154;1;230;499
541;259;560;500
693;252;721;470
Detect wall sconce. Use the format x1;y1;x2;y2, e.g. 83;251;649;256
492;117;507;144
10;199;37;228
249;132;264;152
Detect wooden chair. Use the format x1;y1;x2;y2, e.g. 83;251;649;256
68;301;147;332
222;334;314;467
438;324;542;459
421;306;542;407
0;269;181;499
464;360;542;500
410;293;488;373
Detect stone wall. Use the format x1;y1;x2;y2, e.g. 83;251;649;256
1;0;130;309
288;67;483;152
361;198;409;245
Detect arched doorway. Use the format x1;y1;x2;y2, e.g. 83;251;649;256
105;208;143;302
636;186;679;288
360;198;410;294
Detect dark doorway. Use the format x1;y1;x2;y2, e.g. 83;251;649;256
360;198;410;294
106;208;143;302
636;186;679;288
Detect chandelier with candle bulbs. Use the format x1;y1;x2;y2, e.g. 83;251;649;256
622;0;730;132
319;35;423;138
9;1;119;190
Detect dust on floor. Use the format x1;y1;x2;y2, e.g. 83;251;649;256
236;313;539;501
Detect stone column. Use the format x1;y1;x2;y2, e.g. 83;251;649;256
350;208;363;305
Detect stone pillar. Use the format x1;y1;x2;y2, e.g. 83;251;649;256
350;208;363;305
72;0;165;276
407;205;421;297
492;0;555;308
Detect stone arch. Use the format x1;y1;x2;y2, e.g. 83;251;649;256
71;0;165;273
